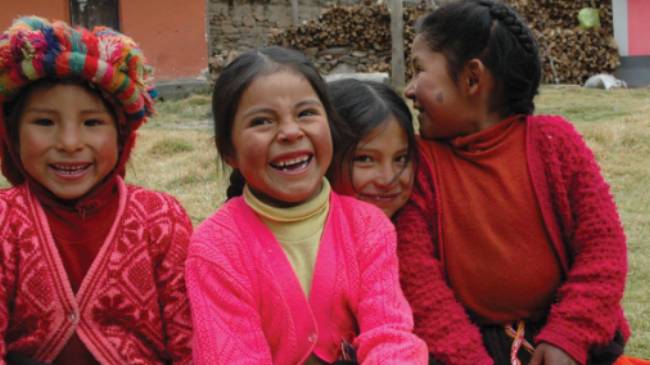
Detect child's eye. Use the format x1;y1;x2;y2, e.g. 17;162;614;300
411;64;424;74
353;155;373;164
395;154;409;166
250;117;272;127
32;118;54;126
84;119;107;127
298;108;319;118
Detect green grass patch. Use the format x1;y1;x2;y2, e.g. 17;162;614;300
148;138;195;156
148;93;212;128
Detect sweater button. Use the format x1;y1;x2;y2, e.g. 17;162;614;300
68;311;79;324
308;333;317;343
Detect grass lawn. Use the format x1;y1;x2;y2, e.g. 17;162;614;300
2;85;649;357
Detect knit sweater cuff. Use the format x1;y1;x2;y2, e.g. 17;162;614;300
536;326;587;365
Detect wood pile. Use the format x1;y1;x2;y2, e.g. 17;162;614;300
269;1;427;76
510;0;619;84
266;0;619;84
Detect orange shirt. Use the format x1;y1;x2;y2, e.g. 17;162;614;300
424;116;562;324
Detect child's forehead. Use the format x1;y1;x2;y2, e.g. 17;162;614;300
251;69;310;87
243;71;320;102
25;83;107;106
19;80;115;112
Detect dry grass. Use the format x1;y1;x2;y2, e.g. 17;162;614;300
1;85;648;357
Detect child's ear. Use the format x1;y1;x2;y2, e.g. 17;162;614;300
223;154;238;169
462;58;487;96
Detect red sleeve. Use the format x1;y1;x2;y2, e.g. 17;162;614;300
534;118;628;365
395;149;493;365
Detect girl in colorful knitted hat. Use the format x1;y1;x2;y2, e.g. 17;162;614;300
396;1;629;364
185;46;428;365
326;78;417;219
0;16;192;364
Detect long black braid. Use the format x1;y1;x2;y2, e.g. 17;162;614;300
416;0;541;116
479;0;537;56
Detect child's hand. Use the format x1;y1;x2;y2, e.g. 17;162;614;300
529;343;577;365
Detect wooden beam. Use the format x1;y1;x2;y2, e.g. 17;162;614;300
389;0;405;88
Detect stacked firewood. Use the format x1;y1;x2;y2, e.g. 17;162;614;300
510;0;618;84
268;0;619;84
269;1;427;76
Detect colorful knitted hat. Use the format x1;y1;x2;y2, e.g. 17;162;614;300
0;16;155;185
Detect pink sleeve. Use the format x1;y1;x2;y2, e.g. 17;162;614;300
352;208;429;365
395;154;493;365
151;195;194;365
185;221;273;365
535;119;628;365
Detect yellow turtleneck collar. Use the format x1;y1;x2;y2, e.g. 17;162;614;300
243;179;331;296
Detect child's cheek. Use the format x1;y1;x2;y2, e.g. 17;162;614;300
416;75;445;113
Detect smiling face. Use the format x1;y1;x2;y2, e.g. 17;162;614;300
18;83;119;200
334;117;414;217
227;71;333;206
405;34;474;139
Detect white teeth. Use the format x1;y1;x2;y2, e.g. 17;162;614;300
51;164;89;174
272;155;310;168
53;164;87;170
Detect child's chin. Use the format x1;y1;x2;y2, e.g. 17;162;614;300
276;186;322;206
47;185;93;201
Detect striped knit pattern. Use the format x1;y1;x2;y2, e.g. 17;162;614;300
0;16;154;129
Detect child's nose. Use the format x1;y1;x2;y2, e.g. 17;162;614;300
278;119;304;142
374;163;398;188
56;126;83;152
404;79;416;100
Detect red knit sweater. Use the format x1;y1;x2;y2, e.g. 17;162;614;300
396;115;629;365
0;178;193;364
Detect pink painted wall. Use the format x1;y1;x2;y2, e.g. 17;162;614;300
0;0;68;29
121;0;208;80
628;0;650;56
0;0;207;81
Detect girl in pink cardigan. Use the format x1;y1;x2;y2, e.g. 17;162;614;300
185;46;428;365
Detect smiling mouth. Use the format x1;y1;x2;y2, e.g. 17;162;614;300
50;163;91;177
269;154;313;172
359;192;401;202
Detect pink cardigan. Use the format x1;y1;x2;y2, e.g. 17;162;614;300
186;191;428;365
0;178;193;364
397;115;629;365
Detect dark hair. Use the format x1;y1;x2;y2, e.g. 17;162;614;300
1;78;122;186
211;46;347;199
416;0;541;116
326;78;417;188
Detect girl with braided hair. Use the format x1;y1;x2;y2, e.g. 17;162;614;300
0;17;192;364
397;1;629;364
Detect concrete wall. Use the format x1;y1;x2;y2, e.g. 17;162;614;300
0;0;207;81
627;0;650;56
613;0;650;56
612;0;650;86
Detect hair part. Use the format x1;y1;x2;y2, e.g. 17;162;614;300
211;46;348;199
326;78;417;188
416;0;541;116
